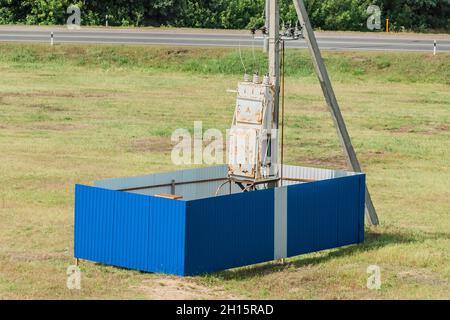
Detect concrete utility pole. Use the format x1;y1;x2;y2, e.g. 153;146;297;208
268;0;280;183
292;0;379;225
268;0;280;90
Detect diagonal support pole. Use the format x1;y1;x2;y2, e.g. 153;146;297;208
292;0;379;225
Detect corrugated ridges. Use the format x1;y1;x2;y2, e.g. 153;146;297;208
74;168;366;276
184;189;275;275
286;175;364;257
74;185;186;275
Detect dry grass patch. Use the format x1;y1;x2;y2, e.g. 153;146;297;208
136;277;244;300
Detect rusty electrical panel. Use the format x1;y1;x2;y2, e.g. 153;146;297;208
228;74;278;188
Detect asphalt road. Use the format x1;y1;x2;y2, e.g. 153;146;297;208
0;28;449;52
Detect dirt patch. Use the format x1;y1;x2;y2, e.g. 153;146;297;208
388;123;450;135
136;277;243;300
294;155;347;168
37;73;57;77
434;123;450;133
28;103;65;112
32;123;90;132
0;91;107;99
419;123;450;135
0;91;75;98
385;125;416;133
364;150;386;156
351;56;368;63
361;150;392;161
8;252;67;263
397;269;450;287
131;137;172;153
166;49;189;56
63;46;87;57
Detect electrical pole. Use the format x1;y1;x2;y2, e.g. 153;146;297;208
268;0;280;184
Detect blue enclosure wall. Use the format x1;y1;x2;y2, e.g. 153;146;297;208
184;188;276;275
74;172;365;276
182;174;365;275
287;175;365;257
74;185;186;275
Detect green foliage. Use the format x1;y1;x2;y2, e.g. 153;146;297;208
0;0;448;31
305;0;375;31
0;0;186;26
24;0;75;25
174;0;224;28
219;0;265;29
380;0;450;31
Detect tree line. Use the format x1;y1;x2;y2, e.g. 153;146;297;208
0;0;448;32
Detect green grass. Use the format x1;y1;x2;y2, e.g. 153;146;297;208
0;43;449;299
1;43;449;84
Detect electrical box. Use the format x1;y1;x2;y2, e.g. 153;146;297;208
228;76;277;181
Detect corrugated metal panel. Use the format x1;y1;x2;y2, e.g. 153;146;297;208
111;189;151;271
336;175;361;246
274;186;288;259
146;195;186;275
74;165;365;276
282;164;357;183
184;188;274;275
286;175;364;257
95;165;227;190
94;165;359;200
74;185;186;275
94;165;241;200
75;185;116;264
358;174;366;243
120;180;243;200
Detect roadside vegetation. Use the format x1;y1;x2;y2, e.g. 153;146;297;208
0;0;449;32
1;43;449;83
0;43;449;299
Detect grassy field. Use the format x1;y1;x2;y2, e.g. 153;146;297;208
0;43;449;299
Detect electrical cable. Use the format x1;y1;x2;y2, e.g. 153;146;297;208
238;39;247;74
215;179;231;196
251;34;259;75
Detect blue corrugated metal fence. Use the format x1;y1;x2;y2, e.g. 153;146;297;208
74;172;365;276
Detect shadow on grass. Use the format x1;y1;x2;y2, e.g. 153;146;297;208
89;229;449;279
211;229;444;281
